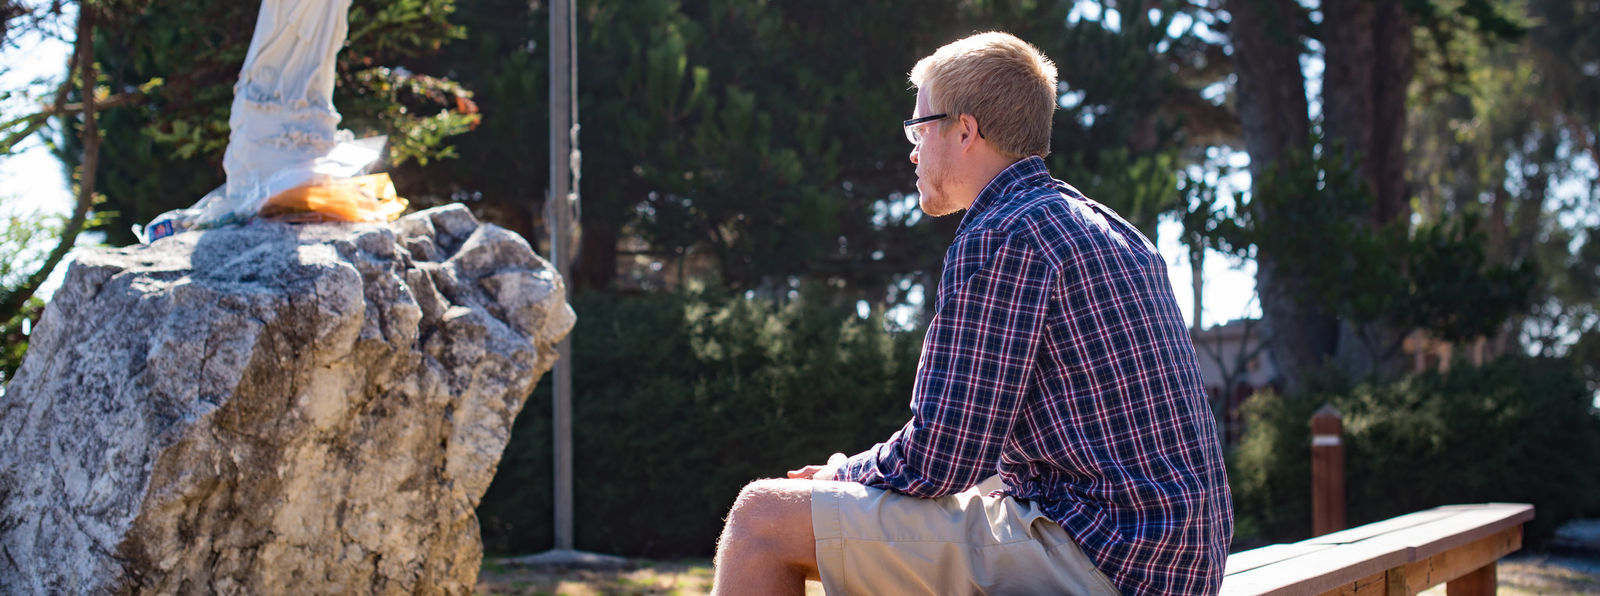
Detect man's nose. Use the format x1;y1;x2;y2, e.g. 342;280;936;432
909;145;919;165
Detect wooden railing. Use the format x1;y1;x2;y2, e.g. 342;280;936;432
1222;404;1533;595
1221;503;1533;595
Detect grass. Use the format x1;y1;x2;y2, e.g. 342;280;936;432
474;559;826;596
475;559;714;596
1477;555;1600;595
478;555;1600;596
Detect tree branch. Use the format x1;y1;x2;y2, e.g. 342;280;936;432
4;95;141;152
41;92;141;117
0;32;77;155
0;3;97;324
1;111;51;155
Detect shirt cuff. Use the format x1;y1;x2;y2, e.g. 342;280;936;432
832;444;883;485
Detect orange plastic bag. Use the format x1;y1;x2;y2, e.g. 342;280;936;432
257;173;408;223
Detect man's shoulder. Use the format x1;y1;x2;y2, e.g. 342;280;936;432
966;182;1092;249
960;181;1161;283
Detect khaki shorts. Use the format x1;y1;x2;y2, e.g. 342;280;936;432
811;480;1122;595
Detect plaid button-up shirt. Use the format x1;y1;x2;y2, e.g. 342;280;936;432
834;156;1233;595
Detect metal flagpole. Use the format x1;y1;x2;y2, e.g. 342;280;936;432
547;0;578;553
508;0;619;568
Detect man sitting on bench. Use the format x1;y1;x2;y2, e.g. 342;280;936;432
710;31;1234;595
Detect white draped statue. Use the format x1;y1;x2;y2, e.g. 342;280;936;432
139;0;392;242
222;0;357;205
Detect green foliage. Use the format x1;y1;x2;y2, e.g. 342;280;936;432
570;0;960;289
1229;356;1600;548
43;0;1239;302
0;208;64;291
1044;0;1235;258
1531;225;1600;394
385;0;1231;295
1406;0;1528;89
1402;213;1536;342
340;67;480;167
477;287;923;556
375;0;547;240
1409;0;1600;379
1208;147;1534;348
0;203;67;384
1227;388;1310;546
0;295;41;385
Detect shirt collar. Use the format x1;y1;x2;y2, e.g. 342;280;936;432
956;155;1051;233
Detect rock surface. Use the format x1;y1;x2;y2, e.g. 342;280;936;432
0;204;573;595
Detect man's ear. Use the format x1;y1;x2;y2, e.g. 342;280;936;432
956;113;982;152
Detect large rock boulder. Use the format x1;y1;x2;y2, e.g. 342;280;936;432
0;204;573;594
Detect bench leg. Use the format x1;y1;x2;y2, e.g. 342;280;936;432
1445;563;1495;596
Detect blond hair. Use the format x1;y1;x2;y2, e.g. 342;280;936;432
910;32;1058;159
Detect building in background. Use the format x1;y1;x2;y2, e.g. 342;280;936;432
1190;319;1512;444
1190;318;1277;445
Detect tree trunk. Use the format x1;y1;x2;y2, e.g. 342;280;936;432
1323;0;1413;227
1322;0;1416;378
1369;4;1414;227
1226;0;1312;175
1190;243;1204;332
1224;0;1336;392
1321;0;1377;182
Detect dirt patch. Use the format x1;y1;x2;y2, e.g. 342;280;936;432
1417;555;1600;595
475;559;713;596
479;554;1600;595
1499;555;1600;595
474;559;827;596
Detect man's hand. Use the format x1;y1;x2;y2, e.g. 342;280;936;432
787;452;848;481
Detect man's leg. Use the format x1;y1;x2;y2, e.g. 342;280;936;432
711;478;819;596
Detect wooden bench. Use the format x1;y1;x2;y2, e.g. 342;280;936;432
1221;503;1534;595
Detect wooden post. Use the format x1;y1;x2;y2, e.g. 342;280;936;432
1311;404;1345;536
1446;564;1496;596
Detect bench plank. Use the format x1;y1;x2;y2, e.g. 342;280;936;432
1301;510;1458;546
1340;504;1531;563
1225;543;1338;576
1221;541;1411;595
1404;504;1532;559
1323;570;1388;595
1400;526;1520;594
1221;504;1533;596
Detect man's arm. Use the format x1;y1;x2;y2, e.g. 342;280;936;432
831;229;1054;497
787;453;847;481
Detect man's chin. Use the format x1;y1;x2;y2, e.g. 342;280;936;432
918;195;959;217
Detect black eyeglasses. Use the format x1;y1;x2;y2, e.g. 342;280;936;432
903;113;948;145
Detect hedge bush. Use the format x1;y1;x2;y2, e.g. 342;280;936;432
477;287;922;556
1229;356;1600;549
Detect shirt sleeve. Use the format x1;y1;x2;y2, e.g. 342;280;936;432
832;228;1054;497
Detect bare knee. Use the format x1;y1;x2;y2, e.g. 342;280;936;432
719;479;817;571
728;479;810;526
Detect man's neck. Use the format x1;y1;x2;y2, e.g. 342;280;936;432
955;154;1027;210
975;154;1025;187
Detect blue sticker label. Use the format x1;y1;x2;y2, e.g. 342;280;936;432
149;220;176;242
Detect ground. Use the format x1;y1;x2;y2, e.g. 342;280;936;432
476;554;1598;596
474;559;715;596
474;558;827;595
1420;554;1600;595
